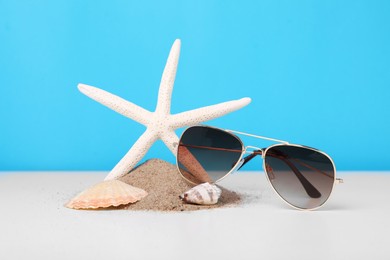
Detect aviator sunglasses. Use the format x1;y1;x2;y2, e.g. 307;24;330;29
175;125;343;210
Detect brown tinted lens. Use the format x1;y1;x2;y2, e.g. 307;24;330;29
177;126;243;184
264;145;335;209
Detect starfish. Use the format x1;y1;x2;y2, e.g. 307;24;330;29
78;39;251;180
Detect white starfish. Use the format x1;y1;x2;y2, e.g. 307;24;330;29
78;39;251;180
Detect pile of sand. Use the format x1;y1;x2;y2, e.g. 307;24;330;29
118;159;241;211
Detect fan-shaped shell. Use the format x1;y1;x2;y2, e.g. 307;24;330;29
179;182;222;205
66;180;148;209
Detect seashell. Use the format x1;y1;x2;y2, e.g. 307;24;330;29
179;182;222;205
66;180;148;209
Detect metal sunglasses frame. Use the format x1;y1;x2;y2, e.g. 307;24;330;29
175;125;343;211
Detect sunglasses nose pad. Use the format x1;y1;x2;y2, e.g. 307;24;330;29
265;163;275;180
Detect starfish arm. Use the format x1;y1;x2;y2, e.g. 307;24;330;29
176;145;213;183
170;97;252;128
78;83;152;125
155;39;181;115
104;129;158;180
160;130;180;155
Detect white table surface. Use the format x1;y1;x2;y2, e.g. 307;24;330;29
0;171;388;260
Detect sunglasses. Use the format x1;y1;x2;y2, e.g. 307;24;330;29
175;125;343;210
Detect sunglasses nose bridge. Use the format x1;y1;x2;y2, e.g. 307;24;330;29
245;146;264;156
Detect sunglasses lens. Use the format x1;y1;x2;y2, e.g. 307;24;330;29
177;126;243;184
264;145;335;209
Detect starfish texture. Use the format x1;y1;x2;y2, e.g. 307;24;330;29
78;39;251;180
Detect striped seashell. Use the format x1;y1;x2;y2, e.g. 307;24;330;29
179;182;222;205
66;180;148;210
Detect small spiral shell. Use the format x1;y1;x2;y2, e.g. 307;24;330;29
179;182;222;205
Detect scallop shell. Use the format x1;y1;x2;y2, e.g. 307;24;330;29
66;180;148;209
179;182;222;205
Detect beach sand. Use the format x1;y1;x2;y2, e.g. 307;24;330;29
119;159;241;211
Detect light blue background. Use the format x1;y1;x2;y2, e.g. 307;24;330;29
1;0;389;171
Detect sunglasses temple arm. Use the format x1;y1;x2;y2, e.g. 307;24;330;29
291;158;343;185
274;156;322;198
237;150;322;198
